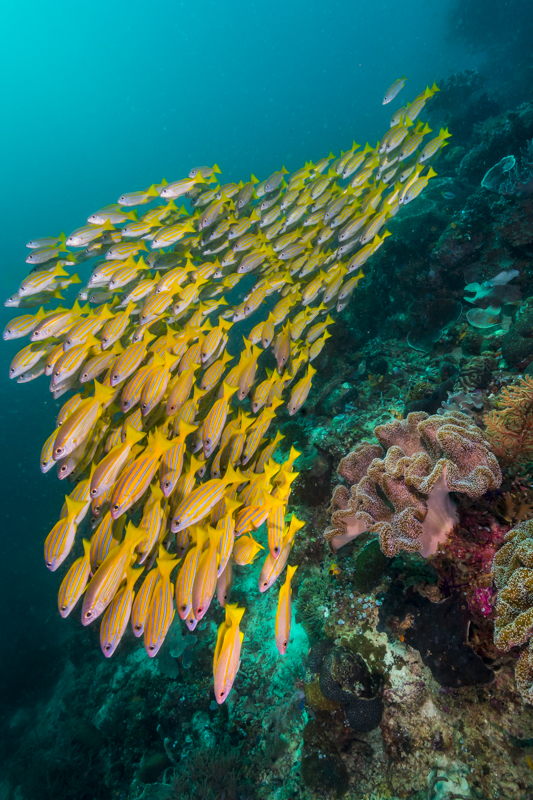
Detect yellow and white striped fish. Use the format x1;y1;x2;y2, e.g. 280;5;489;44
202;381;238;458
160;420;197;497
44;496;86;571
275;565;298;655
259;515;304;592
191;526;221;621
144;546;178;657
131;568;159;637
171;463;246;533
175;526;208;618
100;565;140;657
53;381;115;461
82;522;145;625
137;485;165;565
109;427;174;519
213;603;245;704
57;539;92;618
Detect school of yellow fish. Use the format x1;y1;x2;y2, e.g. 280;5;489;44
3;79;447;702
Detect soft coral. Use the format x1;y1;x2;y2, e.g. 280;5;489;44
484;376;533;465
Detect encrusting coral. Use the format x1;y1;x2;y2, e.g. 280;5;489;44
325;410;502;557
493;518;533;703
484;375;533;465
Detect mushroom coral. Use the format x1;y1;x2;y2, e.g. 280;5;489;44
493;519;533;703
325;411;502;558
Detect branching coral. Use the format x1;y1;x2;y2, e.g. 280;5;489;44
325;411;502;558
484;376;533;465
493;519;533;703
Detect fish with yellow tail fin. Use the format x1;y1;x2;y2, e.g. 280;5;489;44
82;521;145;625
144;545;178;657
175;525;209;619
3;306;48;341
2;78;445;688
131;568;159;637
202;381;239;458
100;564;140;657
259;515;305;592
57;539;91;618
160;420;198;498
287;363;316;416
171;463;247;533
44;496;87;571
192;526;222;621
275;564;298;655
417;128;452;164
109;426;175;519
213;604;245;704
90;425;146;499
53;380;115;461
137;485;166;565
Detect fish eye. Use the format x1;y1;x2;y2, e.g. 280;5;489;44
85;610;93;619
61;604;67;611
105;644;111;651
113;504;120;511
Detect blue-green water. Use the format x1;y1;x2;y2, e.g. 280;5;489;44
2;2;533;798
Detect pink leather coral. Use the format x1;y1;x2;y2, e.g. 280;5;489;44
324;411;502;558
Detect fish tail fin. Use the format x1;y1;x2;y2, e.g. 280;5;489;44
222;462;245;485
226;603;245;627
124;521;147;550
178;419;198;442
124;425;146;446
64;496;86;518
93;379;116;407
286;564;298;582
53;264;69;278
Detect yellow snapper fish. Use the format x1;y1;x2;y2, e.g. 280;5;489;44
275;564;298;655
109;427;175;519
81;522;145;625
171;463;246;533
144;545;178;656
213;603;245;704
3;79;442;691
99;565;140;657
53;381;115;461
57;539;91;618
44;496;86;571
131;568;159;637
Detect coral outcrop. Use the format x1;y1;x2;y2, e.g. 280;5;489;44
325;411;502;557
484;375;533;464
493;519;533;703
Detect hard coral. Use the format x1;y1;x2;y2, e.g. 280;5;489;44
325;411;502;558
484;375;533;464
493;519;533;703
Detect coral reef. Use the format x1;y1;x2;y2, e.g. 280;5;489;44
378;582;494;688
483;140;533;195
493;519;533;703
484;375;533;465
325;411;502;557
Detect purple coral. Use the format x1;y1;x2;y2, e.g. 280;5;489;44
325;411;502;558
